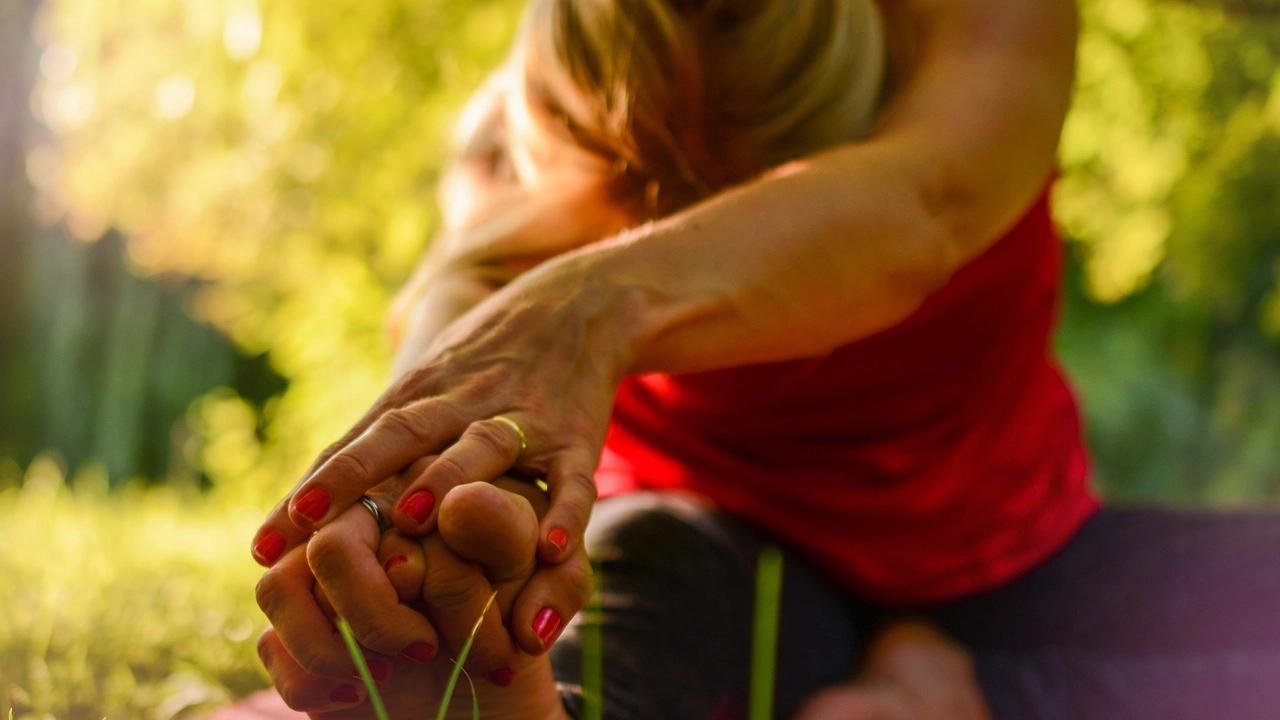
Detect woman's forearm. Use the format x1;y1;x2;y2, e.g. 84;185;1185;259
391;270;499;380
584;145;955;374
532;0;1077;375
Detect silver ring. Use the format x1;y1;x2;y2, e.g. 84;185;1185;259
359;495;393;534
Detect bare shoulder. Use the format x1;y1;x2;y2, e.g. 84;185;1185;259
872;0;1077;108
867;0;1078;260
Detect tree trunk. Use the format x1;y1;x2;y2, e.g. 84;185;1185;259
0;0;42;461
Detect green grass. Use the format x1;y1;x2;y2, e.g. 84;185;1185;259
579;570;604;720
0;458;269;720
1;457;786;719
433;591;493;720
338;618;392;720
749;546;785;720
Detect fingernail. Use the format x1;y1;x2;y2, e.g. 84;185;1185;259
253;530;286;566
400;642;437;662
484;668;515;687
384;554;408;571
294;487;331;523
398;489;435;524
354;658;390;683
330;685;359;703
532;607;561;648
547;527;569;552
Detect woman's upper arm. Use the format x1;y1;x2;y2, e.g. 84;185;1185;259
870;0;1077;264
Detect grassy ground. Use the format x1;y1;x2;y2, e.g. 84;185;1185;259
0;457;272;720
0;456;785;720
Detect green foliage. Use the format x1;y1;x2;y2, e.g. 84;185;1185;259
1058;0;1280;501
15;0;1280;502
4;0;1280;716
0;457;266;720
28;0;526;498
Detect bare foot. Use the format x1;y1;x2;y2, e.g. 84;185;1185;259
791;621;992;720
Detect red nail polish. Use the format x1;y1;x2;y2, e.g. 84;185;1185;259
253;531;286;566
532;607;562;648
398;489;435;524
384;555;407;571
547;527;569;552
295;487;331;523
330;685;359;703
485;668;515;687
400;642;437;662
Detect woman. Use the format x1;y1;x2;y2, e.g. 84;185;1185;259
248;0;1280;717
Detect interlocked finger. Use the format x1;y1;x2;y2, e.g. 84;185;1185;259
390;416;528;535
418;533;519;677
254;544;356;680
285;397;466;533
258;628;367;712
308;503;441;662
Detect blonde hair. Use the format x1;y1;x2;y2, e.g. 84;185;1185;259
508;0;886;217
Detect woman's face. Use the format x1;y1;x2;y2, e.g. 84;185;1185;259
505;96;613;199
438;87;633;254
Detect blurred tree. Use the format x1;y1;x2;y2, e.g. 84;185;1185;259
0;0;42;469
1;0;285;487
8;226;285;486
4;0;1280;504
1056;0;1280;501
13;0;523;500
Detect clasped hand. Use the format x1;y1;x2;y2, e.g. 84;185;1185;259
252;246;635;571
256;462;592;716
250;167;636;715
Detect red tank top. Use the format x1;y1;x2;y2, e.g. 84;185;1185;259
597;189;1098;604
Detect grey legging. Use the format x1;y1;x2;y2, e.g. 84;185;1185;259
551;492;1280;719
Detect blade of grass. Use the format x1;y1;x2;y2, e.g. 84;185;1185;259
580;565;603;720
456;665;480;720
436;590;498;720
337;617;390;720
749;545;784;720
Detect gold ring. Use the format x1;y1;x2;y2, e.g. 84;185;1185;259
490;415;527;455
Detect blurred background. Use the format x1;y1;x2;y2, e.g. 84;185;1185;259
1;0;1278;717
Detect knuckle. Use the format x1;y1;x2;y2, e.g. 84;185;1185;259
462;643;509;675
377;406;427;443
255;629;274;663
401;363;440;395
276;684;309;711
561;469;599;505
557;492;596;529
468;368;504;396
563;560;596;609
324;450;376;485
422;561;483;609
470;421;515;457
351;619;405;653
295;643;340;677
305;530;345;577
427;453;469;488
255;571;283;616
